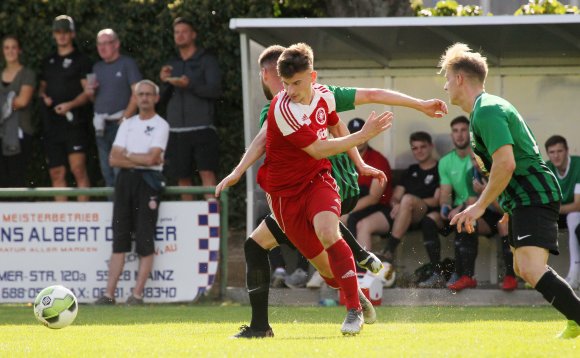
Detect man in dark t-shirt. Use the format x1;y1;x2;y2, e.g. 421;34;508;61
379;131;441;270
39;15;92;201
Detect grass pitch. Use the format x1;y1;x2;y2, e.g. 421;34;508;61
0;304;578;357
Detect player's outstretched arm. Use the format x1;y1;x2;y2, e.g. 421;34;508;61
354;88;448;118
215;125;267;197
302;111;393;160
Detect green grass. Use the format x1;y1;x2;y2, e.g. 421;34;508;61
0;304;578;357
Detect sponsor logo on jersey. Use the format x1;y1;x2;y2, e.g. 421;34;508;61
315;107;327;125
317;128;328;140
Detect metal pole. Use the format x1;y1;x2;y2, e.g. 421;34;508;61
219;189;230;298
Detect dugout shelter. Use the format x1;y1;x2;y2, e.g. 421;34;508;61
230;15;580;282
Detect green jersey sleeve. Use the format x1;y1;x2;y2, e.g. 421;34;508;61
327;85;356;113
258;103;271;128
474;105;514;155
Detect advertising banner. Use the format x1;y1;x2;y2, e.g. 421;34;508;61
0;201;220;303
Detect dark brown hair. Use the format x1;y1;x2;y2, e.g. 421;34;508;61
450;115;469;127
545;135;568;151
410;131;432;144
277;43;313;78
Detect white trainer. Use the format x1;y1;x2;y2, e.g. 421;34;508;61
341;308;364;336
306;271;325;288
358;288;377;324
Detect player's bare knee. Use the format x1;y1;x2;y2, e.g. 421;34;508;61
516;262;544;285
251;221;278;250
315;225;340;247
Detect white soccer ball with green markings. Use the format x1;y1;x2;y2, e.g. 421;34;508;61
33;285;78;329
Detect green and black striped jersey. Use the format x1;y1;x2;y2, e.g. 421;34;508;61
257;85;360;201
470;92;561;214
329;152;360;201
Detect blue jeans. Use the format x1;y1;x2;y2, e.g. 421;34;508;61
96;121;120;187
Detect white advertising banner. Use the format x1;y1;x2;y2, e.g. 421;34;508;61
0;201;220;303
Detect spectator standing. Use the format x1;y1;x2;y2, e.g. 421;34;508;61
39;15;92;201
545;135;580;289
160;17;222;199
85;29;142;187
94;80;169;305
0;35;36;188
344;117;393;252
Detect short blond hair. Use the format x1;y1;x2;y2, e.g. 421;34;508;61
438;43;488;83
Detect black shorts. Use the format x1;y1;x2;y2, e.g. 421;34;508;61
480;209;504;236
508;202;560;255
43;126;88;168
264;213;296;250
557;214;568;229
165;128;219;179
112;169;162;256
341;195;359;215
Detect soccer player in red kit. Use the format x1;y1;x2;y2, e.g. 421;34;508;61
257;43;393;335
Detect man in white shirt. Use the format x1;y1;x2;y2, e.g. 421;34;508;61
94;79;169;305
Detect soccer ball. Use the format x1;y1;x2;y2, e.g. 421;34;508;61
33;285;78;329
376;261;397;288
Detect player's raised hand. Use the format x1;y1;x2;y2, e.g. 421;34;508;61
357;163;387;186
361;111;393;139
419;99;448;118
449;203;485;234
215;171;242;197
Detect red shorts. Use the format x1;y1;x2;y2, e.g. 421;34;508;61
267;171;341;259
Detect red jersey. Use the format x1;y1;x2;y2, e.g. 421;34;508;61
359;146;392;205
257;84;340;197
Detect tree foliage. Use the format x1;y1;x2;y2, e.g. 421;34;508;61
514;0;579;15
0;0;273;226
411;0;484;17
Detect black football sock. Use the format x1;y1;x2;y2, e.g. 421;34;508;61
501;236;515;276
268;246;285;272
339;221;367;262
535;267;580;324
453;235;463;276
421;216;441;270
457;232;478;277
383;235;401;263
245;238;271;330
